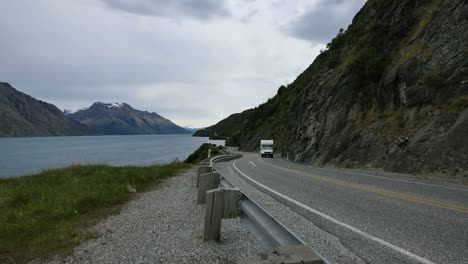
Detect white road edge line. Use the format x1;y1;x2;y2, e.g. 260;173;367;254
233;160;436;264
275;159;468;193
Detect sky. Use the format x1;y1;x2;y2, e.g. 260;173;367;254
0;0;366;127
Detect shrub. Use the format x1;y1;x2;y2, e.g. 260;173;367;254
184;143;223;164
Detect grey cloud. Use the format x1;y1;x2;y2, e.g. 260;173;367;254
285;0;366;43
0;0;323;127
101;0;230;20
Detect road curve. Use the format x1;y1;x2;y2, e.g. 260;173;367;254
215;153;468;264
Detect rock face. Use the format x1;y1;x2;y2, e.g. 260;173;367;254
203;0;468;175
68;102;190;135
0;82;87;137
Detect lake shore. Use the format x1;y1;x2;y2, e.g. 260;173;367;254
0;162;191;263
0;134;225;178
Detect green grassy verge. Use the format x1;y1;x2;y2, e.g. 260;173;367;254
0;162;191;263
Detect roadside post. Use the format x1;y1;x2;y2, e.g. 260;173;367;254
204;188;224;241
197;166;212;187
222;188;240;219
197;172;220;204
203;187;241;241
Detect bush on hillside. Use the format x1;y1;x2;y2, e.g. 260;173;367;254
184;143;224;164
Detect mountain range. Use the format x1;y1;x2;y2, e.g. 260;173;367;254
0;82;87;137
66;102;190;135
0;83;190;137
195;0;468;176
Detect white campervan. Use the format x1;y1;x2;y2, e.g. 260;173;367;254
259;140;274;158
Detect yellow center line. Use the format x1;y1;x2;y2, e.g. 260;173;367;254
256;158;468;213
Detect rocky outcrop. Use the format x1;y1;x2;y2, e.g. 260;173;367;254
68;102;190;135
0;82;87;137
205;0;468;176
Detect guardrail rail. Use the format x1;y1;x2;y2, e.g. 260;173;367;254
199;153;326;263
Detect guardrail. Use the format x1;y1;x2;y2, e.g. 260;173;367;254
211;154;305;249
199;154;325;263
209;153;242;167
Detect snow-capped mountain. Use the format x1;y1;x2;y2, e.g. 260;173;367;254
67;102;190;135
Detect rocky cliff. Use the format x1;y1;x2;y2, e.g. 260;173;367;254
201;0;468;176
68;102;190;135
0;82;87;137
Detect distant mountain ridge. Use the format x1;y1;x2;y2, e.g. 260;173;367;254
0;82;190;137
0;82;87;137
67;102;190;135
183;126;204;134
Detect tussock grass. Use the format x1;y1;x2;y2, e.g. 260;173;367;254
413;0;444;39
442;95;468;113
0;162;190;263
393;39;430;63
392;0;443;64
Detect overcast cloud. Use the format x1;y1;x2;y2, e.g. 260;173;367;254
286;0;366;43
0;0;366;127
101;0;230;20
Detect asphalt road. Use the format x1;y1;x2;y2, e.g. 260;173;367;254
214;153;468;264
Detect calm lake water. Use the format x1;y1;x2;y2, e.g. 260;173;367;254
0;134;224;178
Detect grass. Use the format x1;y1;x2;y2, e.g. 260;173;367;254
443;96;468;113
375;110;405;144
392;0;443;64
393;39;430;63
0;162;191;263
413;0;444;39
418;69;444;89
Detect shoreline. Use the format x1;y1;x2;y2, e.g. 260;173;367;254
0;135;225;178
0;163;192;262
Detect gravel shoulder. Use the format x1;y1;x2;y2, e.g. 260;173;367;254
46;167;261;264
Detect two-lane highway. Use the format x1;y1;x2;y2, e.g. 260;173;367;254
216;153;468;264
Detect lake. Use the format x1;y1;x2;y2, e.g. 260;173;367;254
0;134;224;178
